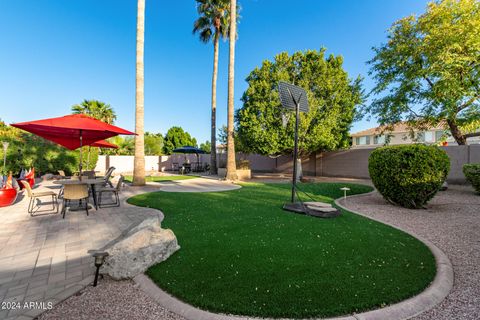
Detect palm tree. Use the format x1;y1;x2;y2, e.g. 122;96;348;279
225;0;238;181
71;99;117;124
193;0;230;175
71;99;117;169
133;0;146;186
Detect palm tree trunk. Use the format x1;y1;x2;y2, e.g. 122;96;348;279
210;34;219;175
226;0;238;181
133;0;146;186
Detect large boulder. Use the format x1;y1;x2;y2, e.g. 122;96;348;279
101;215;180;280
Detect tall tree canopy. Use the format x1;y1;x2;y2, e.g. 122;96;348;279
144;132;164;155
236;49;364;157
200;140;211;153
163;126;198;155
71;99;117;124
365;0;480;145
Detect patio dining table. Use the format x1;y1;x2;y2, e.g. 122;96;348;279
53;178;105;210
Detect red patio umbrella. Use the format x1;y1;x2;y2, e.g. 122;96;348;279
90;140;118;149
11;114;134;173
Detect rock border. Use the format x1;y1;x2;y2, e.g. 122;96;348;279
133;189;453;320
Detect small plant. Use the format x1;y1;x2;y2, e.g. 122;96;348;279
236;159;250;170
369;144;450;209
463;163;480;194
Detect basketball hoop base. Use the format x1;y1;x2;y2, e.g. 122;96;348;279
283;202;341;218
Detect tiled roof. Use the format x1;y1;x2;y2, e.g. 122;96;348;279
351;121;446;137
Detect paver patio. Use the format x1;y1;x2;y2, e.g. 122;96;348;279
0;180;161;320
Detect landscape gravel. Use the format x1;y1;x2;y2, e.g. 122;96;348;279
38;277;186;320
340;184;480;320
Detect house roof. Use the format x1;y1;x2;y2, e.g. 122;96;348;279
351;121;446;137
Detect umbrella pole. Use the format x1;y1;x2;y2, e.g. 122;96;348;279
79;129;83;177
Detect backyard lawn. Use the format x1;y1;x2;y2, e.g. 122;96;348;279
124;175;198;183
128;183;436;318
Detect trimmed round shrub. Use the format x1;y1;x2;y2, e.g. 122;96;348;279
368;144;450;209
463;163;480;194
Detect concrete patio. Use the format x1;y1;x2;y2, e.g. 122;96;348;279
0;180;161;320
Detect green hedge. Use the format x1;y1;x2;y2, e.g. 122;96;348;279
1;131;97;176
368;144;450;209
463;163;480;194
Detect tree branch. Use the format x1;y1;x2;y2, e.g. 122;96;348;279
423;76;434;89
465;132;480;138
406;105;421;118
458;95;480;112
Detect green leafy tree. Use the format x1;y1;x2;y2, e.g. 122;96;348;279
193;0;231;174
218;125;228;145
144;132;164;155
111;136;135;155
365;0;480;145
236;49;364;157
200;140;212;153
163;126;198;155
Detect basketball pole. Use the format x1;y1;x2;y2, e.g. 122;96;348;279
288;89;302;203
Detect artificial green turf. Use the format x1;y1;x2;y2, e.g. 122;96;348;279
127;183;436;318
123;175;198;183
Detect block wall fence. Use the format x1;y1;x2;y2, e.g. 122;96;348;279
95;145;480;184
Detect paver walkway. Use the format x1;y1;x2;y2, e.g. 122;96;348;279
0;180;161;320
154;177;241;193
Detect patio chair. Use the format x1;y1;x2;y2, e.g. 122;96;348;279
97;176;124;208
103;166;116;187
58;170;67;179
21;181;58;216
61;184;89;219
172;162;179;172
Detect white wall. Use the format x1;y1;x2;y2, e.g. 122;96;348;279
96;154;212;174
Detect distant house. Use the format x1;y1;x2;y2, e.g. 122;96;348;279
351;122;480;148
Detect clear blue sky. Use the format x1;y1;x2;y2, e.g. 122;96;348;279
0;0;430;143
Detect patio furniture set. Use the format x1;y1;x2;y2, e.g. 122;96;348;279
0;113;135;214
22;166;123;217
172;161;209;174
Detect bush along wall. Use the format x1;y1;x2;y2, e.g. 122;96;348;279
463;163;480;194
368;144;450;209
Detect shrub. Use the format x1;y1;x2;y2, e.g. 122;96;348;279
368;144;450;209
463;163;480;194
236;160;250;170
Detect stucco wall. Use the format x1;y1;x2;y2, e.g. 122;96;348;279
317;148;374;179
315;145;479;183
96;145;479;183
